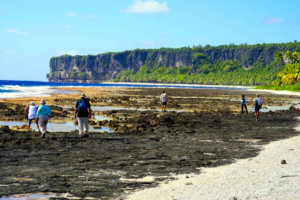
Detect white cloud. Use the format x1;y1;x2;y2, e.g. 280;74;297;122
7;29;29;35
263;17;284;24
60;49;80;56
85;14;99;19
67;11;78;17
125;0;170;14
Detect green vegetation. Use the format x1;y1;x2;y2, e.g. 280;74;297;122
112;42;300;85
257;50;300;91
114;60;280;86
50;41;300;85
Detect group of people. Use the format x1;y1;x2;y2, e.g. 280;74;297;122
24;99;52;138
240;94;263;121
24;91;262;138
159;91;263;121
24;93;93;138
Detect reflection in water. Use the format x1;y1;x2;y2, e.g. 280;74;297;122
94;115;111;121
0;193;51;200
260;104;300;113
0;121;114;133
0;192;80;200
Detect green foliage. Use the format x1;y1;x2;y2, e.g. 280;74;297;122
78;72;86;79
68;71;75;78
114;61;278;85
257;82;300;92
271;51;300;87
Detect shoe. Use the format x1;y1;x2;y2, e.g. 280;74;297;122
41;133;45;138
79;134;84;138
84;134;89;138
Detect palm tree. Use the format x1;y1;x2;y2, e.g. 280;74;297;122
275;51;284;65
285;50;293;63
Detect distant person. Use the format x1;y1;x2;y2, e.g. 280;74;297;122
253;94;262;121
160;91;168;112
36;99;52;138
74;93;93;138
240;95;248;114
26;101;39;130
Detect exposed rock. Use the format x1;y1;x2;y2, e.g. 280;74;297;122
0;125;10;132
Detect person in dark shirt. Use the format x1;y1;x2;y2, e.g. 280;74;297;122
74;93;93;137
240;95;248;114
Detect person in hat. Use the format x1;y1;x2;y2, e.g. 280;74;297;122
35;99;51;138
27;101;39;129
160;91;168;112
74;93;93;138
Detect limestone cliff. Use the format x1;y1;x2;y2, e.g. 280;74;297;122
48;42;300;82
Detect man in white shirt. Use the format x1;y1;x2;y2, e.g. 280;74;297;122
160;91;168;112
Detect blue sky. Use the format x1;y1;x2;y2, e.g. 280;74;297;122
1;0;300;81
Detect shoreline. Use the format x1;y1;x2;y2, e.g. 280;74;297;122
125;119;300;200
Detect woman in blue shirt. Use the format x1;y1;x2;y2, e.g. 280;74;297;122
35;99;51;138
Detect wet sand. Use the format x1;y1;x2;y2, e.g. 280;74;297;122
0;87;300;199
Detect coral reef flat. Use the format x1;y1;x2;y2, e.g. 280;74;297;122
0;87;299;199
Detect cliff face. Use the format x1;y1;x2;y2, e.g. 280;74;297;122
48;42;300;82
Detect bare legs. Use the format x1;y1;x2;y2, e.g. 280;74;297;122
255;110;259;121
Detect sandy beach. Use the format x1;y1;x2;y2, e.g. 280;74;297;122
126;120;300;200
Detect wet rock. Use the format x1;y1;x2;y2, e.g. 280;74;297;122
10;125;31;132
288;105;299;112
88;120;97;125
0;125;10;132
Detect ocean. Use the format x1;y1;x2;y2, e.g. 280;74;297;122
0;80;248;99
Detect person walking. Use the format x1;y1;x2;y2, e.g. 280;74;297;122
253;94;262;121
240;95;248;114
27;101;39;130
160;91;168;112
36;99;51;138
74;93;93;138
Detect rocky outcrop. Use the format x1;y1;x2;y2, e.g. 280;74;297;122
48;42;300;82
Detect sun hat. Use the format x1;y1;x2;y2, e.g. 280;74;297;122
81;93;86;98
41;99;46;104
30;101;35;106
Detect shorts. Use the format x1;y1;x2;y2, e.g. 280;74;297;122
28;118;39;125
162;101;167;105
255;105;261;112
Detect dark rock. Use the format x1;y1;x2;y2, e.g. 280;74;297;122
281;160;287;164
0;125;10;132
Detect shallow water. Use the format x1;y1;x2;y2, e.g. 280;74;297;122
0;120;114;133
0;193;51;200
92;106;187;112
260;104;300;112
94;115;111;121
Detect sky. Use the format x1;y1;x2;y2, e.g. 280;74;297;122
0;0;300;81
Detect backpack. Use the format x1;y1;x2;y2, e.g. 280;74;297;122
77;99;88;113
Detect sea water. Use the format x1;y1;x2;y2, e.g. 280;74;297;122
0;80;248;99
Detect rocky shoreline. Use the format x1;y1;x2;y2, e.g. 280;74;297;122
0;87;300;199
